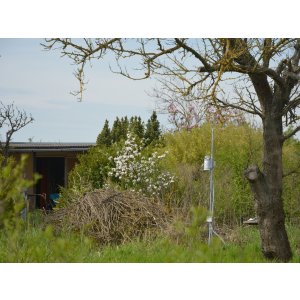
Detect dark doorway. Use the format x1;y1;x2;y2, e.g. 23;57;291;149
35;157;65;209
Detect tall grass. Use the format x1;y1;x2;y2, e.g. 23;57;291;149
1;218;299;263
0;222;96;263
93;224;300;263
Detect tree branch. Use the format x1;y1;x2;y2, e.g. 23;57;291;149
282;125;300;141
174;38;215;72
215;96;263;118
281;95;300;116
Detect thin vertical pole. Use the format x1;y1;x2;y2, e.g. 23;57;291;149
208;128;214;245
207;128;225;246
210;128;214;216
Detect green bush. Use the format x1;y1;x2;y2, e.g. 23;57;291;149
282;138;300;223
0;155;38;228
159;124;262;225
158;123;300;226
62;144;119;203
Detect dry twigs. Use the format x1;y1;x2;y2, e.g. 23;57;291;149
45;188;169;245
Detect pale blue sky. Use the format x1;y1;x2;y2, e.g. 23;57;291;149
0;38;166;142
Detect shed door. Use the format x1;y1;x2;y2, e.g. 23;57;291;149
35;157;65;208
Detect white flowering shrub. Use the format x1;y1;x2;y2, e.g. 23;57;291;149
108;133;175;197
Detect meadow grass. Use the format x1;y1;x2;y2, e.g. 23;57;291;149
0;225;95;263
2;223;299;263
94;228;268;263
1;205;299;264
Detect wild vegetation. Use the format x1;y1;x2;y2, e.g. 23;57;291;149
1;112;300;262
0;155;39;228
44;38;300;261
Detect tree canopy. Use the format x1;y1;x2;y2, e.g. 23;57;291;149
44;39;300;131
96;112;161;147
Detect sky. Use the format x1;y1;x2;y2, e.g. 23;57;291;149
2;38;300;143
0;38;166;143
1;1;299;144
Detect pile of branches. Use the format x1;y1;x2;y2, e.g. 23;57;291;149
45;188;169;245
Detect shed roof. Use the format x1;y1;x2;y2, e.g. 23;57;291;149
8;142;95;153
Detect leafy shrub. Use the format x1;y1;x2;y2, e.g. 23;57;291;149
0;155;38;228
161;122;300;226
61;144;119;204
282;137;300;223
160;123;262;225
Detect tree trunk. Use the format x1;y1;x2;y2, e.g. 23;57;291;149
245;115;292;262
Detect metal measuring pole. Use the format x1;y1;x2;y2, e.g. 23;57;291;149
204;128;225;246
208;128;215;245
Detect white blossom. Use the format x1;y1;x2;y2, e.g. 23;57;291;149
108;132;175;197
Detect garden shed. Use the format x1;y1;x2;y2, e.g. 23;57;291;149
9;142;95;210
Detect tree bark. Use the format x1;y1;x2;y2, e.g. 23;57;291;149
245;115;292;262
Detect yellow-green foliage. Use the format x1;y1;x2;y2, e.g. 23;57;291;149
64;122;300;227
61;145;119;205
282;138;300;223
0;155;39;228
159;123;300;225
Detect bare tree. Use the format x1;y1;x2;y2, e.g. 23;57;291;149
153;80;246;130
152;82;208;130
0;101;34;165
43;38;300;261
